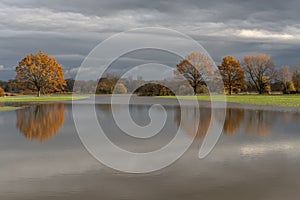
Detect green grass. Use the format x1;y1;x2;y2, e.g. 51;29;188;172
0;106;20;111
0;95;89;103
158;94;300;107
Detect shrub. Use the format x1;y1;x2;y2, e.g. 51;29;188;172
0;87;5;97
113;83;127;94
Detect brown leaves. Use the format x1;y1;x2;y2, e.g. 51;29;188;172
16;51;66;96
175;52;215;94
218;56;245;95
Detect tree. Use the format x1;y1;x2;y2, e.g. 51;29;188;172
16;51;66;97
277;66;294;94
0;87;4;97
243;54;275;94
135;83;174;96
113;83;127;94
293;66;300;93
96;74;118;94
64;78;75;93
175;52;215;94
218;56;245;95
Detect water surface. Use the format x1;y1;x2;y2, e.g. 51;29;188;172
1;98;300;199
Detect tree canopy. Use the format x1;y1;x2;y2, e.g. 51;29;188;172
175;52;215;94
243;54;275;94
218;56;245;95
16;51;66;96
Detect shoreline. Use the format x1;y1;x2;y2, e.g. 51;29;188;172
70;96;300;113
1;95;300;113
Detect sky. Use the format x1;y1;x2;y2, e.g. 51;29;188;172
0;0;300;80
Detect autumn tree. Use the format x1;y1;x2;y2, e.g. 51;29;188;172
218;56;245;95
277;66;295;94
243;54;275;94
96;74;119;94
16;51;66;97
0;87;5;97
175;52;215;94
293;66;300;93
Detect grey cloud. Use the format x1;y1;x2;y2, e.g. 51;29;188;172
0;0;300;80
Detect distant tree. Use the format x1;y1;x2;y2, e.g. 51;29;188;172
64;78;75;93
286;81;296;94
178;84;194;95
218;56;245;95
277;66;294;94
292;66;300;93
16;51;66;97
135;83;174;96
243;54;275;94
175;52;215;94
0;87;5;97
113;83;127;94
123;76;145;93
96;75;119;94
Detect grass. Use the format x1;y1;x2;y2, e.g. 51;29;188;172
0;106;20;112
158;94;300;107
0;95;88;103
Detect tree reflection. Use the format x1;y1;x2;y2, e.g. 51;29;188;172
245;110;276;137
223;108;245;135
176;107;277;138
175;107;211;139
16;103;66;142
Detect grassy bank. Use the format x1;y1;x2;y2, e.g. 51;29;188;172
0;106;20;112
0;95;88;103
158;95;300;107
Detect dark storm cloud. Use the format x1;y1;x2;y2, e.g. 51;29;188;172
0;0;300;80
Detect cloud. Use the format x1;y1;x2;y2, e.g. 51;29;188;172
237;29;295;40
0;0;300;80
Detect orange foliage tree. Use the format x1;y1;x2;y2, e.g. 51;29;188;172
175;52;215;94
0;87;4;97
16;51;66;96
218;56;245;95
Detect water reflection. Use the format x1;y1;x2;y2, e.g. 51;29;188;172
244;110;276;137
223;109;244;135
16;103;66;142
176;107;290;138
175;107;211;139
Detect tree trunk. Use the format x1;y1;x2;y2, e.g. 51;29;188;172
37;88;41;97
228;84;232;95
193;84;197;95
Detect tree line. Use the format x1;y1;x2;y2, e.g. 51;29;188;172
0;51;300;97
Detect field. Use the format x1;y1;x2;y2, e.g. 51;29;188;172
0;95;88;103
0;95;89;111
158;94;300;107
0;106;20;111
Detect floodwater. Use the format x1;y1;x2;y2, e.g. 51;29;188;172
0;97;300;200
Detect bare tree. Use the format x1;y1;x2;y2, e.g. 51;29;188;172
243;54;275;94
277;66;294;93
175;52;215;94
